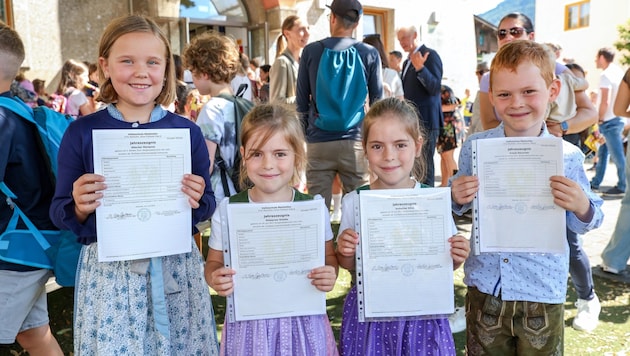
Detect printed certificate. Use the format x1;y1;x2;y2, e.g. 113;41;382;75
93;129;192;262
472;137;566;254
356;188;455;321
223;199;327;321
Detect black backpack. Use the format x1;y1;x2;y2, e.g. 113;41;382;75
215;84;254;195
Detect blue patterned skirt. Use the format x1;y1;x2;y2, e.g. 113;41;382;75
74;241;219;355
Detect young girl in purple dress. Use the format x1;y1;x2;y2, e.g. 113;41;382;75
335;98;470;355
205;103;339;355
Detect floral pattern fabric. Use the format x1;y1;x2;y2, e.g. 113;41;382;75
74;242;219;355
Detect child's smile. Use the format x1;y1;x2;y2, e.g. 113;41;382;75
365;114;421;189
243;131;296;202
490;62;559;137
99;31;167;119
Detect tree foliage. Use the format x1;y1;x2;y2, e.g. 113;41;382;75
181;0;195;8
614;19;630;66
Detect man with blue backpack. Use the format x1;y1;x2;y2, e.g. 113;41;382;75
0;23;63;355
296;0;383;209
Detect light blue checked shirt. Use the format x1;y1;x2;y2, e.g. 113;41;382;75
451;123;604;303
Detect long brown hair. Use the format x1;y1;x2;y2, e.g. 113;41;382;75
56;59;87;95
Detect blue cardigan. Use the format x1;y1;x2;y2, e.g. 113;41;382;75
50;108;215;245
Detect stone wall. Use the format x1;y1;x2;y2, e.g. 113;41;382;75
14;0;128;92
13;0;290;89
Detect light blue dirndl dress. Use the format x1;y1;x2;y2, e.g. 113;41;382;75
72;105;219;355
74;240;219;355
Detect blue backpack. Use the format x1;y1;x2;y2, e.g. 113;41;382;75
0;97;81;287
314;41;368;132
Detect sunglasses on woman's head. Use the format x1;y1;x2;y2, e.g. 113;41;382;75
497;27;527;40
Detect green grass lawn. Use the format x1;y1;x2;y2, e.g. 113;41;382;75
208;265;630;355
3;234;630;355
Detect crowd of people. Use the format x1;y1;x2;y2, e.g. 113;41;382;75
1;0;630;354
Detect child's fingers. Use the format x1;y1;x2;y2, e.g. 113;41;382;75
549;176;590;215
451;176;479;205
188;196;200;209
451;247;469;262
210;268;235;296
182;174;205;207
72;174;106;214
336;229;359;257
311;278;336;292
183;174;205;192
336;239;357;257
72;174;106;197
309;266;337;292
449;235;471;262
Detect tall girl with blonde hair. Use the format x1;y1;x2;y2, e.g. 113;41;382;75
50;15;219;355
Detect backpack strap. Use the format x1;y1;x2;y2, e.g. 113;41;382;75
214;94;240;196
0;96;36;125
0;182;53;252
235;83;248;98
281;52;295;65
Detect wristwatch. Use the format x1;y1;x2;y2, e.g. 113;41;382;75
560;121;569;135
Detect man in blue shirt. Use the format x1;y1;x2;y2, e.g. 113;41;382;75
296;0;382;209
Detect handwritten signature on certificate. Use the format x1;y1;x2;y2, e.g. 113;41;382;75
472;137;566;254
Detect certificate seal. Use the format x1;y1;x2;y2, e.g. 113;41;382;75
274;271;287;282
137;208;151;221
515;202;527;214
401;263;414;276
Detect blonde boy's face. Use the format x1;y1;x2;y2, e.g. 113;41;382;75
489;61;559;137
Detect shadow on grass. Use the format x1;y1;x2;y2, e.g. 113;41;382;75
5;226;630;355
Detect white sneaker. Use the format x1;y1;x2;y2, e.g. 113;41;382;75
448;307;466;333
573;294;601;332
601;264;620;275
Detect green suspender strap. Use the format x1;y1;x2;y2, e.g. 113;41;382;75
228;189;313;203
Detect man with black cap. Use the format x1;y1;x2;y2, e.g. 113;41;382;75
296;0;382;209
